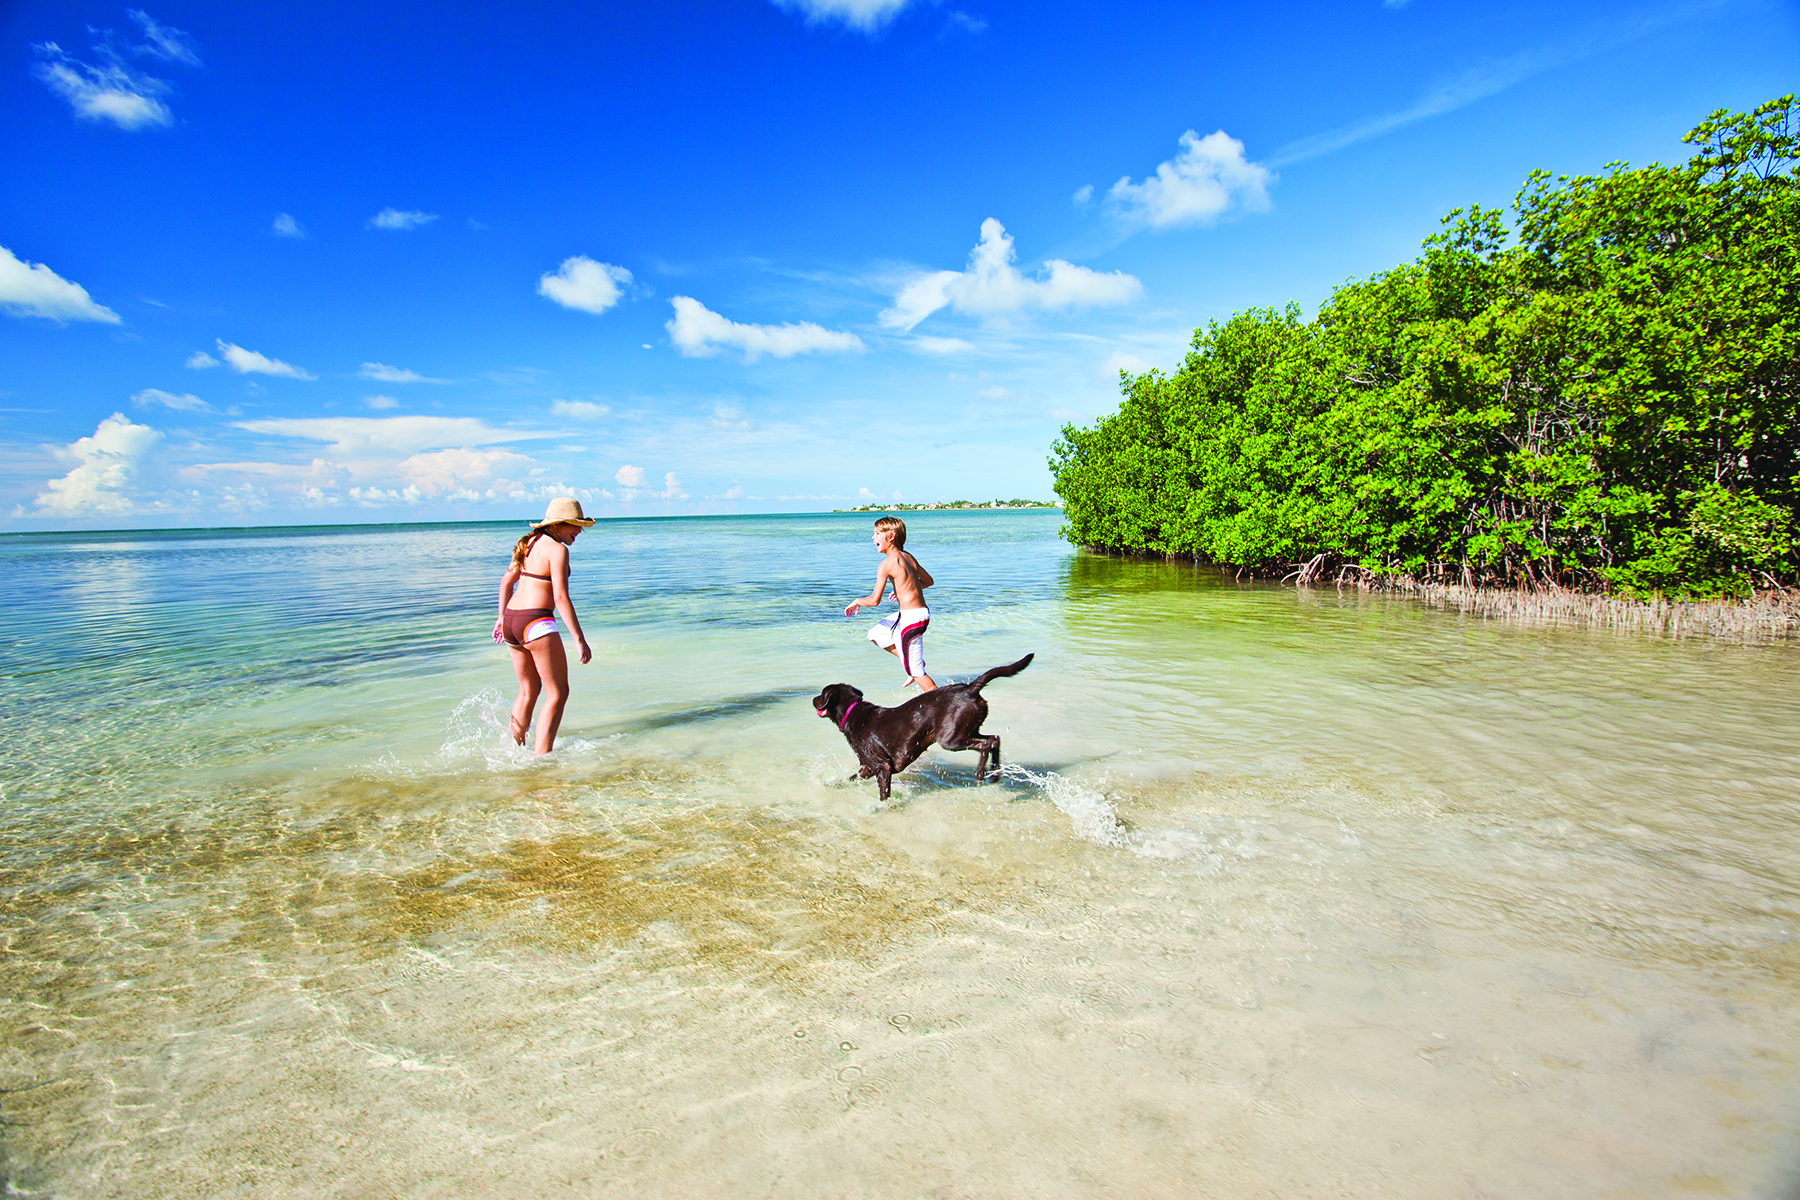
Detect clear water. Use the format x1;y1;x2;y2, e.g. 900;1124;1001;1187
1;511;1796;1198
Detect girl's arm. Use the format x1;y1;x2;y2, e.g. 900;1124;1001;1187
494;564;520;637
549;542;592;665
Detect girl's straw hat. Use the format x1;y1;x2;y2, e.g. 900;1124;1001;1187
530;497;597;528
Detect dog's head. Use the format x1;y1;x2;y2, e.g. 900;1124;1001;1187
811;682;863;722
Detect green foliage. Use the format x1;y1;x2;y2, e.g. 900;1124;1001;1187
1051;97;1800;598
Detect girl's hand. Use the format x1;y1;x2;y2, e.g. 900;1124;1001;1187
577;638;592;665
492;618;505;644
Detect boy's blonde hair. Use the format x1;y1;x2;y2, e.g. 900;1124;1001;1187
873;515;907;548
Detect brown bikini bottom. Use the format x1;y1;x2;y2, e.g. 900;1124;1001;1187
502;607;556;649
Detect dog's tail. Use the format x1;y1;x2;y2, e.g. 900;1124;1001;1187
968;653;1033;692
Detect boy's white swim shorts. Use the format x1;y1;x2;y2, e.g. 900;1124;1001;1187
869;607;930;678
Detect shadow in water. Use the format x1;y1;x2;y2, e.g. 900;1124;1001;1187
592;688;813;737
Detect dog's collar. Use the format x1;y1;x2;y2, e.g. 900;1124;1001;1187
837;700;860;730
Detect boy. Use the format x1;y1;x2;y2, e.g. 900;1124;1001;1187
844;515;937;691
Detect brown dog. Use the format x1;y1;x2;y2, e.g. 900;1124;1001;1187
812;654;1032;804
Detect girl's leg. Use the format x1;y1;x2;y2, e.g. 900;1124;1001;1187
527;633;571;754
508;645;541;746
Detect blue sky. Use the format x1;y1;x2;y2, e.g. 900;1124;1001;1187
2;0;1794;528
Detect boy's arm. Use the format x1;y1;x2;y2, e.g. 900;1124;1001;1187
844;563;890;617
910;554;934;589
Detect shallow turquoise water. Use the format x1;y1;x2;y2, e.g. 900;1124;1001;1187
1;511;1797;1198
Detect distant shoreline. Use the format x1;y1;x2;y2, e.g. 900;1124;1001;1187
833;500;1061;513
0;506;1066;539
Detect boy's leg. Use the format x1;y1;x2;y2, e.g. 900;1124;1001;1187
899;615;935;691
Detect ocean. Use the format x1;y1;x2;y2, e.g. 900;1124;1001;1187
1;509;1796;1197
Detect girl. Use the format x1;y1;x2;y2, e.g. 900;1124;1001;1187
495;497;595;753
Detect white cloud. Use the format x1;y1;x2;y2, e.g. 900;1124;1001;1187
1102;350;1155;379
666;296;863;361
363;395;400;410
29;13;198;131
1072;184;1094;208
771;0;912;32
235;415;534;457
31;43;172;130
186;350;219;369
707;404;753;431
398;447;532;496
721;481;745;500
1105;130;1273;231
978;386;1011;399
611;464;686;500
132;388;208;411
879;219;1142;332
538;257;633;314
367;209;438;231
216;339;314;379
32;413;162;516
910;335;976;355
358;362;445;383
0;244;121;323
181;459;352;504
272;213;306;239
129;10;203;65
551;399;611;420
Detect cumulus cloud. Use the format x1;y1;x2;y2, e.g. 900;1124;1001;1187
1102;349;1155;381
1072;184;1094;208
32;413;163;516
1105;129;1272;230
611;465;686;500
666;297;863;361
771;0;912;32
0;244;121;323
538;257;633;315
367;209;438;231
978;385;1011;399
185;350;219;369
879;219;1142;332
398;447;532;497
720;481;745;500
272;212;306;239
132;387;208;411
551;399;611;420
362;395;400;409
213;339;314;379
